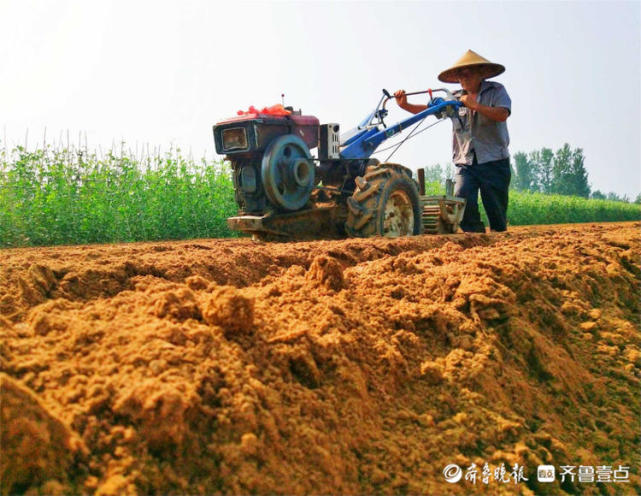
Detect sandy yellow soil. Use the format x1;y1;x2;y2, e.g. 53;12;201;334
1;222;639;495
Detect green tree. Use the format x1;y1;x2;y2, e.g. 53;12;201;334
568;147;590;198
551;143;573;195
424;163;444;183
607;191;626;202
591;190;606;200
550;144;590;198
536;147;554;193
513;151;536;191
635;193;641;204
444;163;454;181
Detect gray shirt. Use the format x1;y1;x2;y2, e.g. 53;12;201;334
451;80;511;165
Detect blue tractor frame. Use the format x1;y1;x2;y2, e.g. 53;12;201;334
340;89;462;160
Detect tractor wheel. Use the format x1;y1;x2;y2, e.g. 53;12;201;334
345;163;422;237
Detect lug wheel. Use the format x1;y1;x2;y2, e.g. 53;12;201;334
345;163;422;238
383;190;415;237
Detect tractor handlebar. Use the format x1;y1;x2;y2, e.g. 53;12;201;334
355;88;461;136
382;88;456;110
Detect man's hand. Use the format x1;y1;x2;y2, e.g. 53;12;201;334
459;93;478;111
394;89;427;115
460;94;509;122
394;90;407;107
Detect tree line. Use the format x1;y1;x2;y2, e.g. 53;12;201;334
424;143;640;204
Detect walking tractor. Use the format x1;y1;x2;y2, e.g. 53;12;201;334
213;89;466;240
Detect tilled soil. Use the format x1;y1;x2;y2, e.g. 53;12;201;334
1;222;639;495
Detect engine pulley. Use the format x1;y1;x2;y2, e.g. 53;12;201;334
261;134;315;211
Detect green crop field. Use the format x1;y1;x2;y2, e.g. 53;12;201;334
0;145;237;248
424;181;641;227
0;147;638;248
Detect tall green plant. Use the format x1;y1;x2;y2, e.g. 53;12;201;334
0;143;238;247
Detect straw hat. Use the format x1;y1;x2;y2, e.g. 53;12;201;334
438;49;505;83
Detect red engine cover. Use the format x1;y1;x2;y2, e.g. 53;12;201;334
216;112;319;150
287;114;320;150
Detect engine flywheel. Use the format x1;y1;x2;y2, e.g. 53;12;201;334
261;134;315;211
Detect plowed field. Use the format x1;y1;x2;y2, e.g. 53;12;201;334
1;222;640;495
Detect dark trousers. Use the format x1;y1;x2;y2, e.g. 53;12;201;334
454;156;511;232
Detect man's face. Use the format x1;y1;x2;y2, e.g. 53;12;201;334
457;67;483;93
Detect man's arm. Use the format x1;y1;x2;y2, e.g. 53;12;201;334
475;103;510;122
460;95;509;122
394;90;428;115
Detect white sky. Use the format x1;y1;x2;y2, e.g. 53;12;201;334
1;0;640;197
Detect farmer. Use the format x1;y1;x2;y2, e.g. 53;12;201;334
395;49;512;232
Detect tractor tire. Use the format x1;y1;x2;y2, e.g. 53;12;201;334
345;163;422;238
